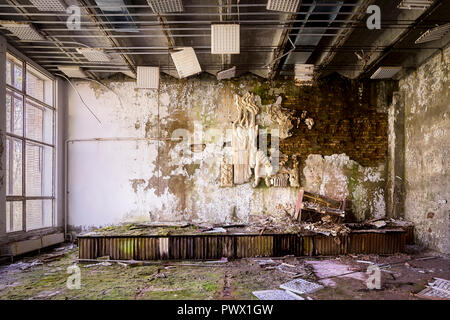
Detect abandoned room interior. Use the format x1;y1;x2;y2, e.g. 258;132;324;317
0;0;448;303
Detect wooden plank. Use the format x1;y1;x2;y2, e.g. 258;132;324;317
294;189;304;221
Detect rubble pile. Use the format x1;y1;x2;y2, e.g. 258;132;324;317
246;209;302;234
301;215;351;236
246;208;350;236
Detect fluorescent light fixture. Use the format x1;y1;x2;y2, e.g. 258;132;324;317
211;24;240;55
415;23;450;44
217;66;236;80
266;0;300;13
0;21;44;40
170;47;202;79
294;64;314;86
370;67;401;79
137;66;159;89
76;48;111;62
57;66;87;78
147;0;184;13
397;0;433;10
29;0;66;12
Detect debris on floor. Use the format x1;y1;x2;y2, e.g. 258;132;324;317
252;289;303;300
305;259;367;287
0;245;449;300
77;209;415;243
31;290;63;300
416;278;450;300
301;216;351;236
295;191;346;222
83;261;113;268
279;278;324;295
9;260;43;271
246;209;302;234
202;227;227;234
251;258;308;277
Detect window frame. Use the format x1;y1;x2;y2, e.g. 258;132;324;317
5;51;56;234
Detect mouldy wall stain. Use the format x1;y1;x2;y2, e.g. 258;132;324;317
303;154;385;221
66;74;389;230
399;45;450;254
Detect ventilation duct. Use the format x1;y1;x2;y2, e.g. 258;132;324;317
76;48;111;62
147;0;184;13
0;21;44;40
415;23;450;44
137;67;160;89
29;0;66;11
370;67;401;79
170;47;202;79
397;0;433;10
57;66;87;78
266;0;300;13
211;24;240;54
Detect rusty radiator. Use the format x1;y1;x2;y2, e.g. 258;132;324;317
78;231;406;260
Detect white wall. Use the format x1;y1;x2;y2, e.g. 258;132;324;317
66;77;386;230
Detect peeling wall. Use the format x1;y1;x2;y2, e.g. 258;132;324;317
399;45;450;254
303;154;385;221
67;75;389;230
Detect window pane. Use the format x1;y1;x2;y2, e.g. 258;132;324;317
6;90;24;136
6;59;11;86
26;199;53;230
26;65;53;106
6;201;23;233
14;64;23;90
7;54;23;90
5;202;9;232
26;143;53;197
6;138;23;196
6;94;11;132
26;100;53;144
13;94;24;135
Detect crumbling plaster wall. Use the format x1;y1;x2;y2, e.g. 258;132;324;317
67;74;390;230
399;46;450;254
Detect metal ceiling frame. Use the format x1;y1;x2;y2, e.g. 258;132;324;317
4;0;88;74
1;0;447;78
0;3;364;10
76;0;135;75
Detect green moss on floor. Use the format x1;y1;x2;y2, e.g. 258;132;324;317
88;223;202;236
0;248;224;300
2;247;448;300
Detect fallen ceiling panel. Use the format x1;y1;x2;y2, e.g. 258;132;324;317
370;66;401;79
415;23;450;44
170;47;202;78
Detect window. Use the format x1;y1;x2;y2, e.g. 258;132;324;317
5;52;56;233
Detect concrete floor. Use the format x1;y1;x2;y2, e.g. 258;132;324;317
0;244;448;300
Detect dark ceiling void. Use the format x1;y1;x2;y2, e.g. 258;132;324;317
94;0;138;32
0;0;448;80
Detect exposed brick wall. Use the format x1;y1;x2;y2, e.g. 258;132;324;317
263;75;396;167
